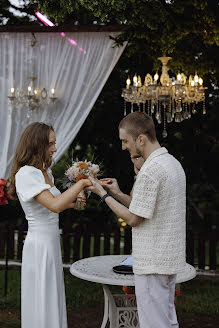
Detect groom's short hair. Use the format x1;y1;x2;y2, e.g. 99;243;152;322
119;112;157;142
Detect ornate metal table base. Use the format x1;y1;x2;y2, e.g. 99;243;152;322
101;284;139;328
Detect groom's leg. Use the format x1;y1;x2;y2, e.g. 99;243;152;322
168;275;179;327
135;274;177;328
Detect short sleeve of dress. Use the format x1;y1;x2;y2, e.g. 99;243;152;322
15;166;51;202
129;173;159;219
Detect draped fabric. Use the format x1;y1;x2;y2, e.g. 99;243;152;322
0;32;126;178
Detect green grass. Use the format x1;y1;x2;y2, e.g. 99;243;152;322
176;277;219;315
0;269;21;308
0;317;20;328
0;267;219;316
64;271;104;307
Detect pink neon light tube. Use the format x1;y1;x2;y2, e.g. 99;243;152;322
35;12;55;27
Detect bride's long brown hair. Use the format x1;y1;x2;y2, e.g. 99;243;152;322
9;122;54;199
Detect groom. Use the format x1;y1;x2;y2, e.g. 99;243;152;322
89;111;186;328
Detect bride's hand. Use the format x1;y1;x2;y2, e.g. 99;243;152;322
68;195;86;209
85;177;106;196
79;178;93;188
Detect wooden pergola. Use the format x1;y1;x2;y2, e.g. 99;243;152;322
0;24;128;33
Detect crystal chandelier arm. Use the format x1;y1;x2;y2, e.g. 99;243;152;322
157;57;171;86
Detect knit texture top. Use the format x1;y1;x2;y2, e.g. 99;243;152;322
129;148;186;275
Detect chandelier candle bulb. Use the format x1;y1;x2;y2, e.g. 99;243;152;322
133;74;138;86
137;75;142;87
51;88;55;95
126;77;131;89
10;87;15;95
177;73;181;82
189;75;193;86
28;86;32;95
194;74;199;83
154;72;159;83
199;78;203;85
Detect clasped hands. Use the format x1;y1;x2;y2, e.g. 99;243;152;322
85;177;121;198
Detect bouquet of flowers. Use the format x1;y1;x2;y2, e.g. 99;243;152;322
0;179;11;205
64;160;100;210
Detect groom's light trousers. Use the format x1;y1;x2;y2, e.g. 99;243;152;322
135;274;179;328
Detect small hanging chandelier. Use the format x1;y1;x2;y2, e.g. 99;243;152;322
121;57;207;137
8;78;57;113
8;35;57;118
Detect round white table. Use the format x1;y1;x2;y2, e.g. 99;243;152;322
70;255;196;328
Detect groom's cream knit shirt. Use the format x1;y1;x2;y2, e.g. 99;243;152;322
129;147;186;275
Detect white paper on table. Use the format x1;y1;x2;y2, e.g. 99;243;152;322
120;255;133;266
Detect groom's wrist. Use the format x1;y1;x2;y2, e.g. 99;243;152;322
112;190;123;201
100;193;110;202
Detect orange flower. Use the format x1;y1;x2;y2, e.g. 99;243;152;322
78;162;89;170
122;286;135;295
76;174;88;182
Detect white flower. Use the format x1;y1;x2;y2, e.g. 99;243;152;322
65;166;80;181
89;164;99;176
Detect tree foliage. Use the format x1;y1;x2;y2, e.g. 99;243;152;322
0;0;37;25
36;0;219;75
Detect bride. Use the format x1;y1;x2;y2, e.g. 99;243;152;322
9;122;92;328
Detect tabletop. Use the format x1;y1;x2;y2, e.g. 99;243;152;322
70;255;197;286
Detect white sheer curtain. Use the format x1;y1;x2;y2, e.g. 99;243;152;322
0;32;126;178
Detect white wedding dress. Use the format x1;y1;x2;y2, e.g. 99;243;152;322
15;165;67;328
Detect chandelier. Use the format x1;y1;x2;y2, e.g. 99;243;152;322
121;57;207;137
8;35;57;118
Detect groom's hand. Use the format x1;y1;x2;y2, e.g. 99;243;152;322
100;178;121;197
